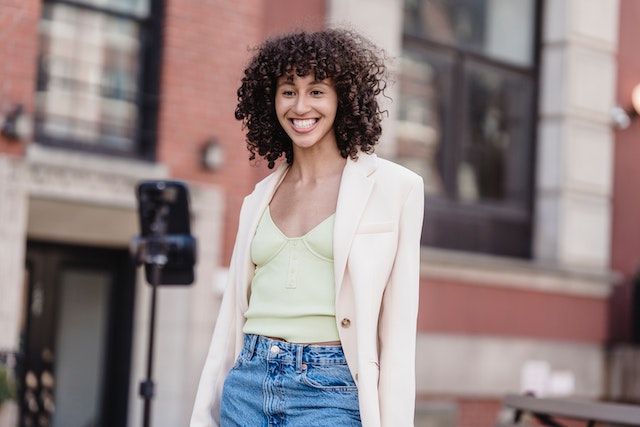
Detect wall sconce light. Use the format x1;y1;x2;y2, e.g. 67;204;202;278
1;104;24;141
612;83;640;130
201;138;225;171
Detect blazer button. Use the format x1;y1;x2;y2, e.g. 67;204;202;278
341;318;351;328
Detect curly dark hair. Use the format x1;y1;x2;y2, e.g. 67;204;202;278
235;28;389;168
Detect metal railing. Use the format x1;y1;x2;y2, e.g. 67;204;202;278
497;393;640;426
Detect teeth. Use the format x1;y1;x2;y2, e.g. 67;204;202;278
292;119;316;129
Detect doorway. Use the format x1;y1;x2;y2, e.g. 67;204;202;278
20;242;136;427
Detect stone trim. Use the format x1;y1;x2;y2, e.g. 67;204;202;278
421;247;618;298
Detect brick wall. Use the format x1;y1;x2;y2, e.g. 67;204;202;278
610;0;640;343
419;278;608;342
159;0;269;263
0;0;40;156
262;0;326;37
456;398;502;427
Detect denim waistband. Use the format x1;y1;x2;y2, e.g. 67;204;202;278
243;334;347;366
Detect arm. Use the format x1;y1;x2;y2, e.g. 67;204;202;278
190;169;280;426
189;255;241;427
377;176;424;426
190;194;255;427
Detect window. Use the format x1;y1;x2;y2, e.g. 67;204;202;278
398;0;540;257
35;0;163;159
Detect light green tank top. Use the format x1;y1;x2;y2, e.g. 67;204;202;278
242;207;340;343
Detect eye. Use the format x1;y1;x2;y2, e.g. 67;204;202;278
280;90;295;97
310;89;324;96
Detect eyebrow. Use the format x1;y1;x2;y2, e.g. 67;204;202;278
277;77;331;87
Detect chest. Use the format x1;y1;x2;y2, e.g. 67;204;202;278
269;177;341;238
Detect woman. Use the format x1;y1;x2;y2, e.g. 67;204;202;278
191;28;424;427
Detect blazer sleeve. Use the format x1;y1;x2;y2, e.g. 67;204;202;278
377;175;424;426
190;167;284;426
189;236;244;427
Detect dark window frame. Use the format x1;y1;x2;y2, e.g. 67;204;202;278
34;0;165;161
401;0;543;258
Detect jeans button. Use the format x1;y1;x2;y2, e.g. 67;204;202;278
270;345;280;354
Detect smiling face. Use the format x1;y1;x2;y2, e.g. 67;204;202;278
275;73;339;155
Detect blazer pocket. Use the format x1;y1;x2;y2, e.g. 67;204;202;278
356;221;395;234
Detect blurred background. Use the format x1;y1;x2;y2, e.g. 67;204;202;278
1;0;639;426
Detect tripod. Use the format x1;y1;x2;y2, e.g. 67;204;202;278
134;203;170;427
131;180;196;427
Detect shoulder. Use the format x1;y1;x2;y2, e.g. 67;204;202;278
347;153;424;203
375;156;422;182
250;162;290;194
238;163;289;218
363;154;423;191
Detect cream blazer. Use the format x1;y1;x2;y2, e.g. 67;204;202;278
190;153;424;427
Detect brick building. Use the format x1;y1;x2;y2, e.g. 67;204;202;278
0;1;639;426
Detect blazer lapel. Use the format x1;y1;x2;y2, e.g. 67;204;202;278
235;162;290;311
333;153;377;291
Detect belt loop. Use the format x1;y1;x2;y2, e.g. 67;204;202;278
246;334;258;360
295;344;304;373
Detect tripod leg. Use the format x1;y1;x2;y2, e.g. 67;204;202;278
140;263;161;427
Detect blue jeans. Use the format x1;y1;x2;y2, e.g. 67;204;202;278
220;334;361;426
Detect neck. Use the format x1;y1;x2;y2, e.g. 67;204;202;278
289;149;346;184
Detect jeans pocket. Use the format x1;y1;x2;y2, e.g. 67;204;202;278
301;363;358;392
229;350;248;372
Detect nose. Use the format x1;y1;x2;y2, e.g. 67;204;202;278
292;93;311;115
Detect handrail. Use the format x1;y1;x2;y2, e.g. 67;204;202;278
500;393;640;426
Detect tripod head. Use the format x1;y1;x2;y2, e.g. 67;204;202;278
130;180;196;285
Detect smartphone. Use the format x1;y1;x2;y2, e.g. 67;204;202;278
136;180;196;285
